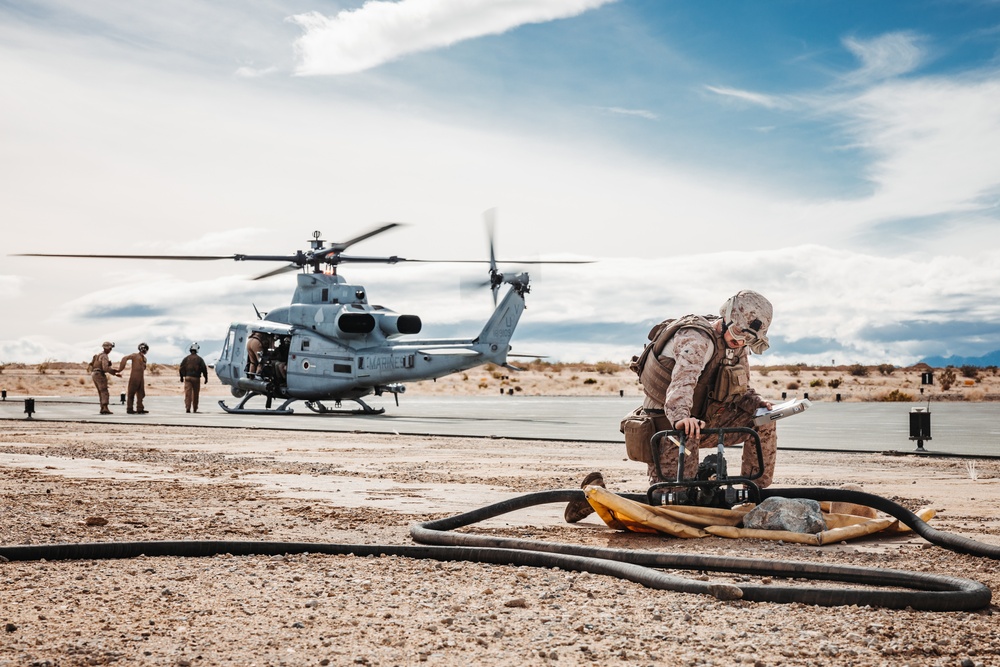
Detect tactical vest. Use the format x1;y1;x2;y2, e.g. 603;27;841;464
629;314;748;420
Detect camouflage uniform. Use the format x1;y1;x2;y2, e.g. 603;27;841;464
118;349;148;414
641;315;777;488
91;345;117;414
179;352;208;413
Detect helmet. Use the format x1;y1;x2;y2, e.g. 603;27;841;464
720;290;772;354
138;342;149;353
102;341;115;349
189;342;200;352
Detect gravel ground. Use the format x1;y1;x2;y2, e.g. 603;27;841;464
1;420;999;666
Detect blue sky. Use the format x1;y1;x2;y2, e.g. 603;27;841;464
3;0;1000;367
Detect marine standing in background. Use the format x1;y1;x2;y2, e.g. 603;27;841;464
179;342;208;413
118;342;149;414
91;341;120;415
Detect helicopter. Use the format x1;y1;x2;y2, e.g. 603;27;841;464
16;219;590;415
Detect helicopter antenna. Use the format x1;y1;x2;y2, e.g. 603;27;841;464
252;303;264;320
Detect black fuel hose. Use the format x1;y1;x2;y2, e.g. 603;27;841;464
0;488;993;611
411;489;992;611
761;486;1000;559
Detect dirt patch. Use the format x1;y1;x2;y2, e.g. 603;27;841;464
1;421;999;666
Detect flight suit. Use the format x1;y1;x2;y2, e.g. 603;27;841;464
118;351;148;413
179;352;208;413
91;350;116;414
246;332;269;376
640;317;777;488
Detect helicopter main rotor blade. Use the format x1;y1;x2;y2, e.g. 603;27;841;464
12;253;238;260
320;222;404;257
251;264;301;281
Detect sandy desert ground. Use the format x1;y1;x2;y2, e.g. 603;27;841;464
2;361;1000;666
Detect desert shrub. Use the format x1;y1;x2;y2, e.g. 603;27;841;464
583;378;597;385
78;378;86;385
757;368;769;376
149;364;162;376
939;367;957;391
809;379;825;388
848;364;869;377
772;379;778;385
514;385;522;392
37;359;53;375
786;382;800;390
594;361;622;375
478;381;488;389
877;389;914;402
960;365;979;379
877;364;895;376
491;371;503;380
828;378;842;389
789;368;800;377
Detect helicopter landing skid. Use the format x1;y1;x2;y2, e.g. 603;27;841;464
218;392;296;415
303;398;385;416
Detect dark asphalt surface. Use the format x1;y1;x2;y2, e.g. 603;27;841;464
4;394;1000;457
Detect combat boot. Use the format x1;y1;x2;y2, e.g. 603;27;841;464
99;404;113;415
563;471;605;523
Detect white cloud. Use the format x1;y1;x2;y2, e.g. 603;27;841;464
842;32;925;84
845;76;1000;218
599;106;659;120
0;275;21;299
235;65;279;78
704;85;785;109
288;0;618;76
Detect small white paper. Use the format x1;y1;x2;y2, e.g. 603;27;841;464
753;398;812;426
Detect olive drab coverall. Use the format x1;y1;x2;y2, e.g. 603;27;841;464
91;350;117;414
179;352;208;413
118;351;147;413
639;315;777;488
246;332;270;376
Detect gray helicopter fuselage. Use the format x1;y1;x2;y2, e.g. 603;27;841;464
214;272;525;402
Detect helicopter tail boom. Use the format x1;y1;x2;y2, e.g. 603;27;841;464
475;285;526;363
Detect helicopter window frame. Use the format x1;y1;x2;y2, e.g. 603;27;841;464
220;329;234;361
301;338;310;351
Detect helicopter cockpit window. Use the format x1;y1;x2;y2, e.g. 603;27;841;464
221;330;234;361
301;338;310;351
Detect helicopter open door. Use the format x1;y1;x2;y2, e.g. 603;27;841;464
214;322;295;398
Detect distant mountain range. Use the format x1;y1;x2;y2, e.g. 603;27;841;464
920;349;1000;368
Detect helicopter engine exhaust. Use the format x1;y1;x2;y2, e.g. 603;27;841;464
379;314;422;336
337;312;376;335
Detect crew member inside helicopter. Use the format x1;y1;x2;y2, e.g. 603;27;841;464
274;336;290;382
255;336;290;386
246;331;272;377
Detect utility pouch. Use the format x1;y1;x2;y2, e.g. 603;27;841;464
87;355;97;374
621;407;669;464
712;364;748;403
